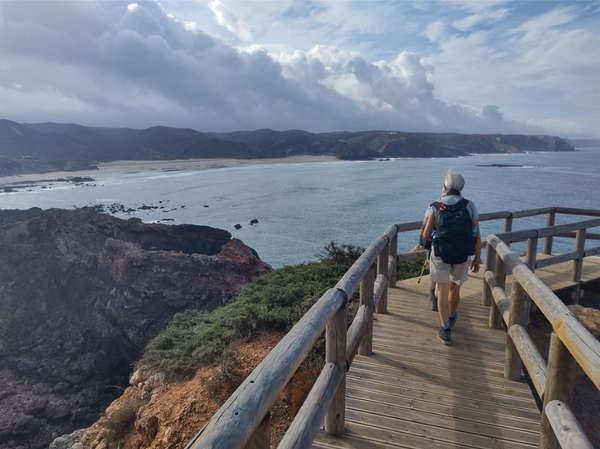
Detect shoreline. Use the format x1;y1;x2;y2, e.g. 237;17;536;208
0;155;339;186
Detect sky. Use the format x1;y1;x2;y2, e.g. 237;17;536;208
0;1;599;138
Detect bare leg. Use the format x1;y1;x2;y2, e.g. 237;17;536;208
449;281;461;314
436;282;450;323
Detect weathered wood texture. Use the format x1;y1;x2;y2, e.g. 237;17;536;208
504;282;530;380
311;269;542;449
540;333;577;449
244;413;270;449
312;255;600;449
532;253;600;290
507;324;547;399
186;288;346;449
544;400;594;449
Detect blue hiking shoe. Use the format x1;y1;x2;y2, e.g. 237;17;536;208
437;326;451;346
449;312;458;329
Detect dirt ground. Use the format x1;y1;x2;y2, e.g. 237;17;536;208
83;282;599;449
527;278;600;448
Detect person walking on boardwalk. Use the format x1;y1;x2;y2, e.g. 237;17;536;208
422;170;482;345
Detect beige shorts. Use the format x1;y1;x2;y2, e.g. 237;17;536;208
429;255;470;285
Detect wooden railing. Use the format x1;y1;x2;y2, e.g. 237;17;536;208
184;207;600;449
482;210;600;449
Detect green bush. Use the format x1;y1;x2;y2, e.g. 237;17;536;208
204;344;245;400
103;399;142;443
138;243;423;377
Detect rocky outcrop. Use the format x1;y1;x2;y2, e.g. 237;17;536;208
0;208;271;449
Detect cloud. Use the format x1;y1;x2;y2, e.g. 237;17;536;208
0;1;597;138
208;0;252;41
425;20;446;43
452;8;510;32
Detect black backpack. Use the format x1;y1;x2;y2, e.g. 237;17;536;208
431;198;474;264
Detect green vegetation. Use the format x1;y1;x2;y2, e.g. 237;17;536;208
138;242;424;377
103;399;143;442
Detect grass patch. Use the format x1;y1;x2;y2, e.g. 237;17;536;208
138;243;425;376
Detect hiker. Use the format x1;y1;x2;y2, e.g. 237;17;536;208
423;170;481;345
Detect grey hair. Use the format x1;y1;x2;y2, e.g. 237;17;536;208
443;170;465;191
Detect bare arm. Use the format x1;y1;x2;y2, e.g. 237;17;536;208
423;213;435;241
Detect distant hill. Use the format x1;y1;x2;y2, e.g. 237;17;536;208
0;118;576;176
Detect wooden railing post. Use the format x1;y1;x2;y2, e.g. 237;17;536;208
540;333;576;449
544;211;556;255
504;216;513;233
504;281;530;380
243;413;270;449
526;237;539;313
482;242;495;307
525;237;538;271
359;265;375;356
571;229;586;303
489;252;506;329
324;304;347;436
376;240;389;314
388;232;398;287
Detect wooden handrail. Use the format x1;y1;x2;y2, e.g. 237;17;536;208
485;219;600;449
184;287;346;448
185;207;600;449
488;235;600;388
494;218;600;243
544;400;594;449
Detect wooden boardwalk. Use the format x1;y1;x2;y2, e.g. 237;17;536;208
311;257;600;449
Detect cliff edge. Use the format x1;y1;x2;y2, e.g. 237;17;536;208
0;208;271;449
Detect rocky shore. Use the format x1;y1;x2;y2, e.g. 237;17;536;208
0;208;271;449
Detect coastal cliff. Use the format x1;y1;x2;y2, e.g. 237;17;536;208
0;119;576;176
0;208;271;449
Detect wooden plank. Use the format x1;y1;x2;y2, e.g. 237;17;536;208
342;402;539;445
312;254;600;449
339;408;536;449
347;367;536;404
344;387;541;431
344;377;541;421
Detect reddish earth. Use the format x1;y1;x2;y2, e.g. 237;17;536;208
80;282;600;449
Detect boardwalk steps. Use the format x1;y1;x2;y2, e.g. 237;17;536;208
311;257;600;449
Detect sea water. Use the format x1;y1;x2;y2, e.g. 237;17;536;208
1;148;599;267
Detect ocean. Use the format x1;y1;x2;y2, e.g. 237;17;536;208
1;148;599;268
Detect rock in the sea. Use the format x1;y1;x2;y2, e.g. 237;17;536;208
0;207;271;449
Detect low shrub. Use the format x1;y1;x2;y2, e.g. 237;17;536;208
139;243;424;377
103;399;143;443
204;344;245;400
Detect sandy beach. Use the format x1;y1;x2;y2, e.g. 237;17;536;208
0;155;339;187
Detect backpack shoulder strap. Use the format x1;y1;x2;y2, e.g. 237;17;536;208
455;198;469;209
